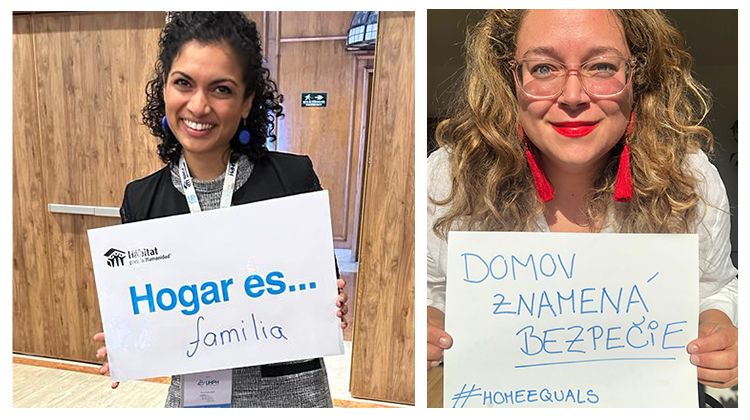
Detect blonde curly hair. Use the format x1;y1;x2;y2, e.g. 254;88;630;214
432;10;714;238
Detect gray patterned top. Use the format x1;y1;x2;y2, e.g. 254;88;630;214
164;154;332;408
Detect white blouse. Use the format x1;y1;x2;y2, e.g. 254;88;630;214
426;147;738;325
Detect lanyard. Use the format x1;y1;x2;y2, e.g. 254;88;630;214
178;153;236;407
178;153;238;212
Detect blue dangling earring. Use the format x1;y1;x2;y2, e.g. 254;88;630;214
238;117;251;145
161;115;170;132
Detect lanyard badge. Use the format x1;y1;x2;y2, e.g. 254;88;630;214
178;154;238;213
178;153;236;407
182;370;233;408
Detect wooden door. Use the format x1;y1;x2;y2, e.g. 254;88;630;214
349;12;415;405
274;11;369;251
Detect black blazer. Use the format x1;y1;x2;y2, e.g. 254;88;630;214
120;151;322;223
119;151;336;380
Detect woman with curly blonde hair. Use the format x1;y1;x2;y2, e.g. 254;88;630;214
427;9;737;392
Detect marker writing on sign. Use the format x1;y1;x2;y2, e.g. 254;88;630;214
186;313;288;358
513;317;688;358
449;383;600;407
490;284;649;318
461;252;576;283
461;249;688;368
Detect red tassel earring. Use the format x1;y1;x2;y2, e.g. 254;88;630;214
518;124;554;202
613;112;635;202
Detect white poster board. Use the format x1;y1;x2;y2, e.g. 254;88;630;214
88;190;344;382
444;232;698;407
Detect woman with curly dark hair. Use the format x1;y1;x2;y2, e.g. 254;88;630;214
92;11;347;408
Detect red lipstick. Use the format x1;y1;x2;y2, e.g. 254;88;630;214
551;121;599;138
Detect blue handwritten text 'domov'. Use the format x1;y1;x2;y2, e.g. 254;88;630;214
461;252;576;283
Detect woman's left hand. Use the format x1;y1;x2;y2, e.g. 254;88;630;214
687;309;738;388
336;278;349;330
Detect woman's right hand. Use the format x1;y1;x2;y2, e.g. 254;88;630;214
427;306;453;370
92;332;120;389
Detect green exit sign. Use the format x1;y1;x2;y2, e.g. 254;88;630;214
301;92;327;107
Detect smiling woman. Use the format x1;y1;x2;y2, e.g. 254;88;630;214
426;9;737;400
90;11;349;408
163;41;253;176
515;10;634;186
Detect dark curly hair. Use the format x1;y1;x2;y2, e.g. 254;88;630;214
141;12;283;164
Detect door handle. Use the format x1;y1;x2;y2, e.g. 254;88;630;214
47;203;120;218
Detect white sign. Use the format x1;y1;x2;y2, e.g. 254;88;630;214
444;232;698;408
88;190;344;382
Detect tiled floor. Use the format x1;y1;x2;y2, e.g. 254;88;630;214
13;361;169;408
12;341;402;408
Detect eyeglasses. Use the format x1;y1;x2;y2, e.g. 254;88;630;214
510;55;636;99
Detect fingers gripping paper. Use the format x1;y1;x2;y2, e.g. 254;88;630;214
88;190;344;382
444;232;698;408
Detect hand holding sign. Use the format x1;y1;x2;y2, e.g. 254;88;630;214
444;232;700;408
688;309;738;388
336;278;349;329
427;306;452;370
92;332;119;389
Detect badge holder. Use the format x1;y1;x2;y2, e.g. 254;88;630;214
182;369;233;408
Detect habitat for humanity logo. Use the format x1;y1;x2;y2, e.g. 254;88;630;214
104;248;126;267
104;246;171;268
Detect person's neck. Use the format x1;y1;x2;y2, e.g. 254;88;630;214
541;156;606;232
542;157;603;200
183;148;231;181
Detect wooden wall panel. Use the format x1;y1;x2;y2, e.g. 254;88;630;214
276;11;363;248
12;14;56;358
32;12;163;207
350;12;415;404
245;11;267;69
245;12;265;41
280;11;352;38
13;12;164;363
